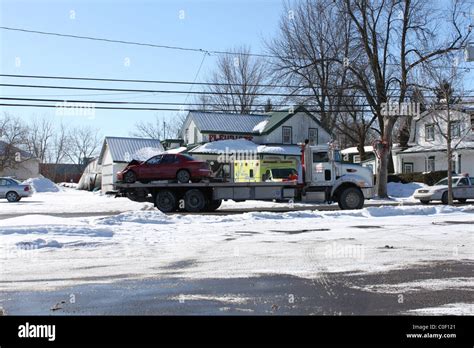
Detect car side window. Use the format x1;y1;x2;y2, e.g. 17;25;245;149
146;155;162;165
0;179;8;186
458;178;469;186
161;155;177;164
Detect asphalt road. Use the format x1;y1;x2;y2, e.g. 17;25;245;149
1;260;472;315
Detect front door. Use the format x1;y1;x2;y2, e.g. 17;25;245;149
140;155;163;180
311;151;333;185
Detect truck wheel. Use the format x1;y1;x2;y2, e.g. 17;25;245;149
184;189;206;212
177;170;191;183
338;187;364;210
205;199;222;212
155;190;177;213
6;191;19;203
124;170;137;183
419;200;430;204
441;191;449;205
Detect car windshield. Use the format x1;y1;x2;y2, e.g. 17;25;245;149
435;178;460;186
271;168;297;179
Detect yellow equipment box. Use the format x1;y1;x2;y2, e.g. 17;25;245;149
233;159;298;182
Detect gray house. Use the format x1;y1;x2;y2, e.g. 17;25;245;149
0;141;40;180
97;136;164;192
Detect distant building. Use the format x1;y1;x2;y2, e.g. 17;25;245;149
97;136;164;192
40;163;87;183
397;108;474;174
0;141;40;180
341;146;378;174
77;158;101;191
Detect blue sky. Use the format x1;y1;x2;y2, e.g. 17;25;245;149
0;0;285;137
1;0;473;139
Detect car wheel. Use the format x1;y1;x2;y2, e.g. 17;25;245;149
124;171;137;183
6;191;19;203
458;199;467;204
419;200;430;205
177;170;191;183
184;189;206;212
155;190;177;213
441;191;449;205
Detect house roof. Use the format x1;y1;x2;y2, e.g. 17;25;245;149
341;146;374;155
98;136;164;164
189;138;302;156
400;141;474;154
0;140;35;159
185;106;330;136
188;111;268;134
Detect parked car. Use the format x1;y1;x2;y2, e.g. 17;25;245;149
117;153;212;184
0;177;33;202
414;174;474;204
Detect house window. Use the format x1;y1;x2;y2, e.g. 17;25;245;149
450;121;461;138
282;126;292;144
185;128;189;143
471;115;474;131
308;128;318;145
403;163;414;174
353;155;361;164
426;156;435;172
425;124;435;141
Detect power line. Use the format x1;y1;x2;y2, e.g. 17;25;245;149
1;26;472;71
2;73;471;92
5;82;473;99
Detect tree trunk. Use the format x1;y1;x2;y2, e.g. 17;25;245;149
446;106;454;205
376;117;397;198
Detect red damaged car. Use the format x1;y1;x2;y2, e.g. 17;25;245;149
117;153;212;184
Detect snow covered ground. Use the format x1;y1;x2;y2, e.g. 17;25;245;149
0;202;472;292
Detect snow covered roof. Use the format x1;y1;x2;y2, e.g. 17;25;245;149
400;141;474;154
341;146;374;155
189;139;302;156
188;111;268;134
98;137;164;164
164;146;187;154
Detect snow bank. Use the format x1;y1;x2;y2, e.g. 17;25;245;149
252;120;268;133
97;210;172;225
405;303;474;316
16;239;63;249
23;176;60;193
387;182;427;198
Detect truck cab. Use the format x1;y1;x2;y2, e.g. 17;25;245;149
302;145;375;209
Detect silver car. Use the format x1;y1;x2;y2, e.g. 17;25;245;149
0;177;33;202
414;175;474;204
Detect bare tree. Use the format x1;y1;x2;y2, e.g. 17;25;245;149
202;45;267;113
66;126;101;166
26;116;54;163
131;115;179;140
337;0;470;197
0;113;30;173
268;0;356;130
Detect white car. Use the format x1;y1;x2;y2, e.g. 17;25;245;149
414;174;474;204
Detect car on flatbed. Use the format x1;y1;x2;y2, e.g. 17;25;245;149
0;177;33;202
117;153;212;184
414;174;474;204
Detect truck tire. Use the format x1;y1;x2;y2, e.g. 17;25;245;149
338;187;364;210
205;199;222;212
155;190;178;213
177;170;191;183
184;189;206;212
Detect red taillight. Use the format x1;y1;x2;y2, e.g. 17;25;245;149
24;186;30;192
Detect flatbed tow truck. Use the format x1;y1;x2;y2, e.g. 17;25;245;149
116;142;375;213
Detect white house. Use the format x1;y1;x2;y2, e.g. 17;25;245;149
397;108;474;174
97;137;164;192
0;141;40;180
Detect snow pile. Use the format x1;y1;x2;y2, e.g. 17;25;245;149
252;119;269;133
387;182;427;198
16;239;62;249
97;210;173;225
131;147;163;161
355;278;474;294
405;303;474;316
23;176;60;193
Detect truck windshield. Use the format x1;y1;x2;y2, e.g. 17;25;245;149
333;150;342;162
